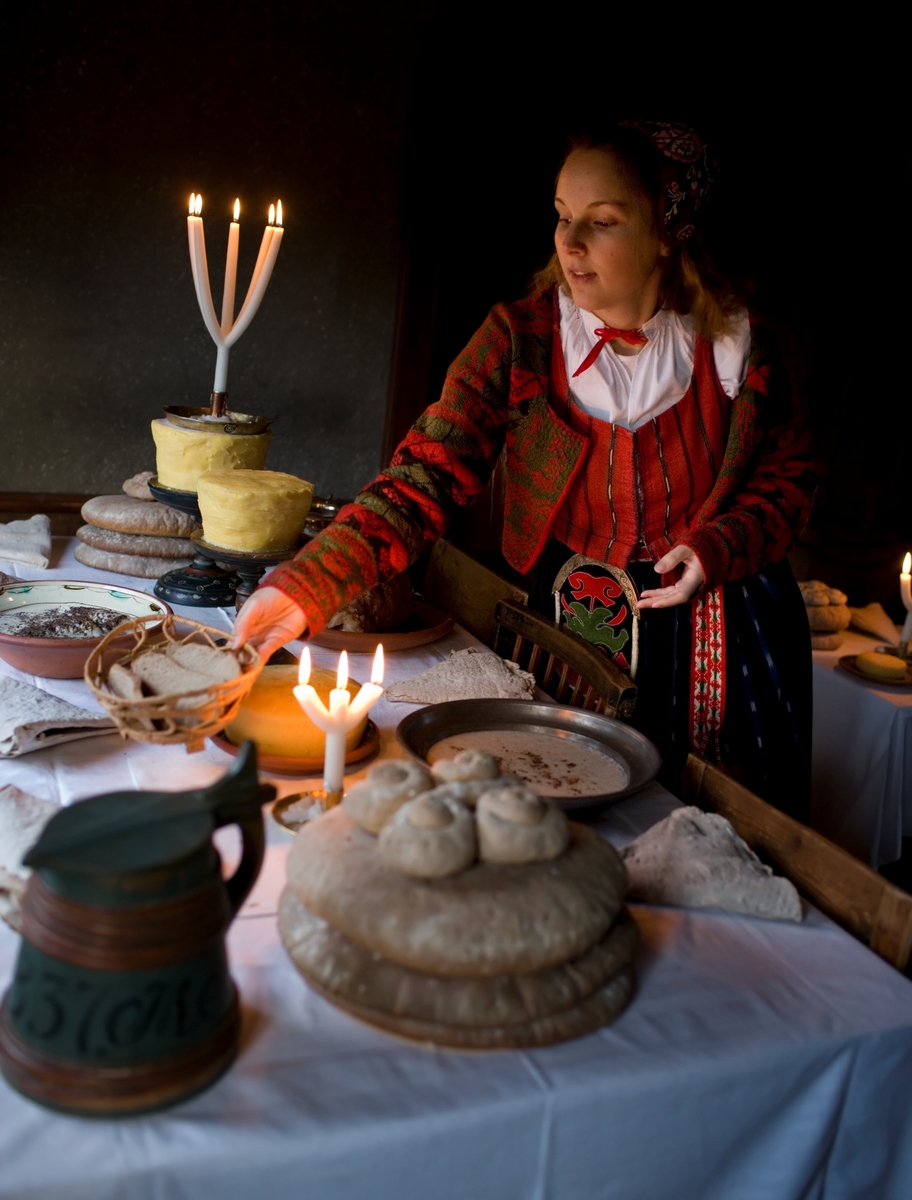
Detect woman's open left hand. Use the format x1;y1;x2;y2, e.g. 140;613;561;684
638;544;705;609
232;586;307;662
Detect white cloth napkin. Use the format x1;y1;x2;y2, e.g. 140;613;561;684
0;514;52;569
0;783;58;931
0;676;116;757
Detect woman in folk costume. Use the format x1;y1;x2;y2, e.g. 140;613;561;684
235;122;818;820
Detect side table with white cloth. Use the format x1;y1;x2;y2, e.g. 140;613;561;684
812;628;912;868
2;541;912;1200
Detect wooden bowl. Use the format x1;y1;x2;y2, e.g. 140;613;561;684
84;614;262;752
0;580;172;679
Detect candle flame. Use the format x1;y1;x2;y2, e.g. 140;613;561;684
276;199;283;226
189;193;196;215
371;643;384;686
904;553;911;576
336;650;348;690
298;646;311;687
268;203;275;226
233;198;240;221
195;193;202;215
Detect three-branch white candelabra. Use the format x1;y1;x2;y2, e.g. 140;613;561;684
187;193;284;401
293;645;385;804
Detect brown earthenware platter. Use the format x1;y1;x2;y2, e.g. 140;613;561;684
310;600;454;653
838;655;912;688
210;719;380;777
0;580;172;679
397;699;661;815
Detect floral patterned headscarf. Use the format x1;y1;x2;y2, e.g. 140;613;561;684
620;120;716;244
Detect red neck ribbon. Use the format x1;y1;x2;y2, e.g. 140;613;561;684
572;327;649;378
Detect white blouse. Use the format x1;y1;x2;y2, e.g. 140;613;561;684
558;290;751;431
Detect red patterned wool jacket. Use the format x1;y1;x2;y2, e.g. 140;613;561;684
266;287;817;634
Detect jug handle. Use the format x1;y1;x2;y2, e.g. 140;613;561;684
221;813;265;917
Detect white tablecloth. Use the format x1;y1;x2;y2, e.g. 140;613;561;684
2;544;912;1200
812;628;912;867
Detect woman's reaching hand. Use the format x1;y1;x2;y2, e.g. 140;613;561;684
232;586;307;662
638;544;705;609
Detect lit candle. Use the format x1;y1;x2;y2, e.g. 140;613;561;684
292;644;385;803
901;553;912;651
187;194;222;346
185;193;285;398
212;198;241;394
225;200;284;347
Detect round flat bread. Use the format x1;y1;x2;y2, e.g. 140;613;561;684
286;806;627;976
77;524;195;559
806;603;851;632
74;544;192;579
279;888;637;1028
81;495;198;538
810;632;843;651
302;957;635;1049
122;471;156;501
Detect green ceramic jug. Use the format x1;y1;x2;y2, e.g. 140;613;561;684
0;741;275;1116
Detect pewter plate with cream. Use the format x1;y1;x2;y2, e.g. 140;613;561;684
397;700;661;814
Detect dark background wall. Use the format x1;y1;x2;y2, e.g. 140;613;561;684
0;5;905;613
0;0;418;499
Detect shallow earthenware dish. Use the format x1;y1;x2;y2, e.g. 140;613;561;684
0;580;171;679
310;601;454;653
838;654;912;688
210;719;380;778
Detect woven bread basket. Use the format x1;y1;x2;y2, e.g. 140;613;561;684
84;614;262;752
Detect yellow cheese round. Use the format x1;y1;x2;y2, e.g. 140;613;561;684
856;652;907;681
197;469;314;552
151;419;271;492
225;665;367;758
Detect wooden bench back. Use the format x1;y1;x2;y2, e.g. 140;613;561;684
422;539;528;645
682;754;912;972
491;599;637;720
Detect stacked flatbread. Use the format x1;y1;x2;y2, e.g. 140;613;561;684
386;647;536;703
279;755;636;1048
621;806;802;921
0;784;58;931
799;580;850;650
0;676;116;756
75;473;198;579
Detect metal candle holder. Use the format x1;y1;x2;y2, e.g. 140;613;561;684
189;532;302;610
149;478;239;608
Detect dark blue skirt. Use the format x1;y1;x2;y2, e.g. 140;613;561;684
529;549;812;821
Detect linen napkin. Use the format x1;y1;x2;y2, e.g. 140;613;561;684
848;602;901;646
0;676;116;757
0;514;52;569
385;647;536;703
0;784;58;931
620;806;802;921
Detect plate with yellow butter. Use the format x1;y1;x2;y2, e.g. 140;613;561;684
838;652;912;687
210;662;379;774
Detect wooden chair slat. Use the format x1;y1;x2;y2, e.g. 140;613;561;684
491;600;637;720
682;754;912;972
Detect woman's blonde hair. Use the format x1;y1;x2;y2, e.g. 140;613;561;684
532;129;741;339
